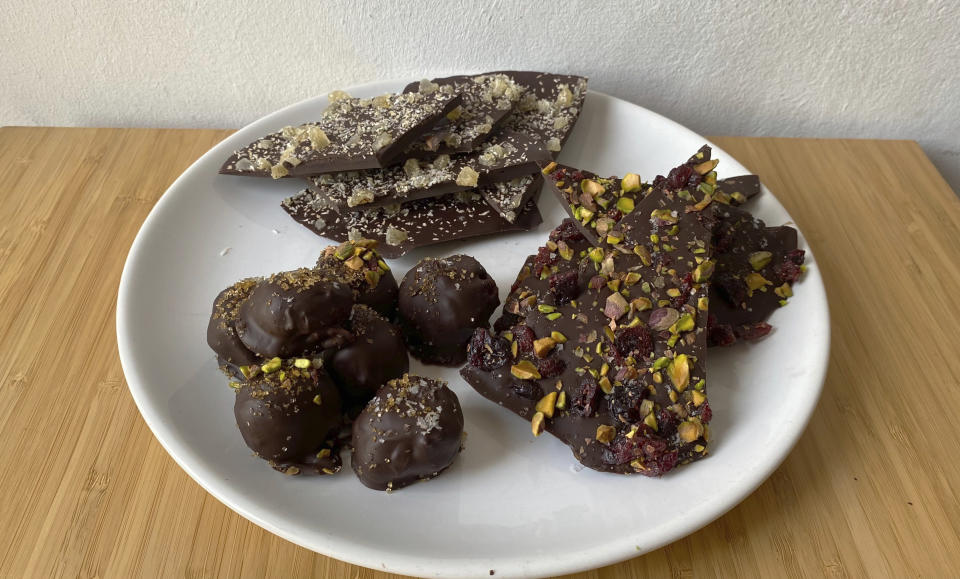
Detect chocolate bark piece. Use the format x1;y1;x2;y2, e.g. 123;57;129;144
707;205;805;346
235;269;354;358
330;304;409;402
398;255;500;366
400;73;527;157
351;374;464;491
220;89;461;178
540;145;759;247
462;189;717;476
314;239;399;319
234;357;343;475
281;177;544;259
496;71;588;155
301;130;549;212
207;277;262;370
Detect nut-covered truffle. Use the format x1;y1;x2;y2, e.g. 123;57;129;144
207;278;261;370
235;268;353;358
330;304;409;401
314;239;399;319
234;357;342;467
350;374;463;491
397;255;499;366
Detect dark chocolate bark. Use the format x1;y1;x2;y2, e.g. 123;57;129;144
281;177;544;259
540;145;759;247
330;304;409;401
220;89;461;178
400;73;526;157
233;356;343;476
462;187;718;475
300;130;549;212
495;71;589;156
398;254;500;366
351;374;464;491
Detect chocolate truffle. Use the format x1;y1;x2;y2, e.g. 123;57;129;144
235;268;353;358
314;239;399;319
397;255;500;366
207;277;261;370
350;374;464;491
234;357;342;468
330;304;409;401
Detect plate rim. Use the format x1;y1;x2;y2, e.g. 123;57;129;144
117;77;830;578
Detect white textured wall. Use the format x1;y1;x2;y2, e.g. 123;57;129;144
3;0;958;191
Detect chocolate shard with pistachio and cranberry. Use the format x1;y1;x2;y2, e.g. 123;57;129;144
540;145;760;247
400;73;527;158
220;88;461;178
351;374;464;491
282;176;543;259
462;187;717;476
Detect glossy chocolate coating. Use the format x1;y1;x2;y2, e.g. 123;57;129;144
234;360;342;464
314;241;399;319
398;255;500;365
235;269;353;358
207;278;261;367
350;374;463;491
330;305;409;401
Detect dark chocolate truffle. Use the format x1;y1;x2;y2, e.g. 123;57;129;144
330;304;409;401
350;374;463;491
207;278;261;369
235;268;353;358
234;357;342;465
314;239;399;319
397;255;500;366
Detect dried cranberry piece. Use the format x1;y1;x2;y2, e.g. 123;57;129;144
657;408;678;439
671;272;695;309
536;356;566;378
570;170;585;182
734;322;773;341
707;323;737;347
666;164;695;191
466;328;511;371
606;387;643;423
551;167;567;182
774;261;802;284
549;220;585;244
511;380;542;400
572;377;599;417
715;271;747;306
549;270;579;305
533;247;557;276
644;450;679;477
651;175;666;189
699;402;712;423
785;248;806;265
512;325;535;353
614;326;653;358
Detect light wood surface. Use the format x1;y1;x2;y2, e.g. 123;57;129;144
0;127;958;578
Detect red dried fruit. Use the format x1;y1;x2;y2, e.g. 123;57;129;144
666;164;695;191
549;220;585;244
699;402;712;423
570;170;585;182
786;248;806;265
734;322;773;341
512;325;535;353
614;326;653;358
572;377;599;417
536;356;566;378
533;247;557;276
774;253;804;284
549;269;579;305
707;322;737;347
466;328;511;371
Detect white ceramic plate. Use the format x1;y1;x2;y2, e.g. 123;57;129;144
117;79;829;578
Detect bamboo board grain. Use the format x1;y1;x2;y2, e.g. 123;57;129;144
0;127;958;578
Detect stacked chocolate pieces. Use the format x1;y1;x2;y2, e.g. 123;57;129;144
460;147;807;476
222;72;589;258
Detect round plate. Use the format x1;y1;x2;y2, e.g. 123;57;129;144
117;79;829;578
